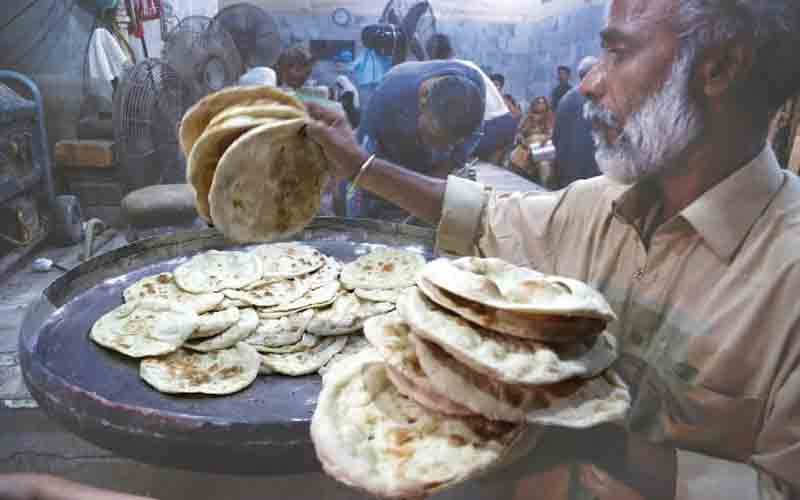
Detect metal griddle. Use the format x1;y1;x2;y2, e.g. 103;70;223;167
18;218;435;475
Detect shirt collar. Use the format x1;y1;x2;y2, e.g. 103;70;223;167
613;146;785;261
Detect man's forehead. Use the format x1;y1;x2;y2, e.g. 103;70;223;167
606;0;676;36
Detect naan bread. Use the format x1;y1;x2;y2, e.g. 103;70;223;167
185;308;259;352
318;336;379;378
90;299;199;358
140;343;261;395
423;258;616;320
187;114;282;220
123;273;223;314
174;250;263;293
257;333;321;354
252;243;326;280
398;288;617;385
257;281;341;317
340;248;426;290
190;307;240;339
260;336;347;376
311;359;523;499
209;119;329;243
353;287;411;304
307;293;395;336
206;103;305;131
216;297;250;309
179;85;304;157
412;335;630;427
363;313;471;417
417;277;603;343
300;256;342;291
246;310;314;351
222;279;308;308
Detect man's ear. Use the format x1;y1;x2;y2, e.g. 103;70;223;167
695;39;755;98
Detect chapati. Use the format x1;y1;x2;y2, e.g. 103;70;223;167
257;333;321;354
339;248;426;290
190;307;240;339
90;299;199;358
174;250;263;293
222;279;308;308
208;119;329;243
260;336;347;376
206;103;305;131
311;359;522;499
412;335;630;427
353;287;411;304
398;288;617;385
307;293;395;336
139;343;261;395
252;242;326;280
123;273;223;314
257;281;340;317
245;310;314;351
185;308;259;352
318;336;380;378
299;256;342;290
385;365;473;417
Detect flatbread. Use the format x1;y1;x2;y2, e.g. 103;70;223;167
257;333;321;354
179;85;304;157
260;336;347;376
311;359;523;499
412;335;630;427
422;258;616;320
300;256;342;291
208;119;329;243
139;343;261;395
190;307;240;339
364;312;475;417
417;277;603;343
353;287;411;304
307;293;395;336
398;288;617;385
90;299;199;358
185;308;259;352
187;115;282;220
340;248;426;290
252;243;326;280
245;310;314;351
222;279;308;308
174;250;263;293
257;281;341;317
318;336;379;378
216;297;250;309
206;103;306;130
123;273;223;314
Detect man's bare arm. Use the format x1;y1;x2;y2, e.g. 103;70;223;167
304;102;446;224
0;474;155;500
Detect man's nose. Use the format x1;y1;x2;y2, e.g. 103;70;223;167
580;63;605;102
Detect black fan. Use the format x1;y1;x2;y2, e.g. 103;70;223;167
366;0;437;66
214;3;282;69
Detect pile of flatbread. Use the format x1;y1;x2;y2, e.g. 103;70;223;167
180;86;329;243
89;243;426;396
311;257;631;498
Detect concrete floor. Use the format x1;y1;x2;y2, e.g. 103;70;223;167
0;167;539;499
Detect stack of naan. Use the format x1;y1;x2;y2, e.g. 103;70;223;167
311;257;631;498
89;244;425;396
180;86;329;243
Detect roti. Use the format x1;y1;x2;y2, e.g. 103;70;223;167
190;307;240;339
318;336;380;378
258;281;341;317
222;279;308;308
307;293;395;336
253;243;326;280
179;85;304;157
245;310;314;351
340;248;426;290
123;273;223;314
311;359;523;499
185;308;259;352
412;335;630;427
90;299;199;358
140;343;261;395
257;333;321;354
398;288;617;385
174;250;263;293
208;119;329;243
299;256;342;291
206;103;305;130
353;287;411;304
417;277;604;343
363;313;471;416
260;336;347;376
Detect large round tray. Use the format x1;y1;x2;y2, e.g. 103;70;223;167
19;218;435;475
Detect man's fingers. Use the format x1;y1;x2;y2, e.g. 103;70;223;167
306;101;346;125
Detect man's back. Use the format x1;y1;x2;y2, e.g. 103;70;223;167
552;87;600;189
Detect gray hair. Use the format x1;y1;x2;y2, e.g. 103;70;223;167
675;1;800;113
577;56;599;80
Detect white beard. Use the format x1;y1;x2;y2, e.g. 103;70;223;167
584;52;703;184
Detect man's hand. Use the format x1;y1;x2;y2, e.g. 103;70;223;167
305;102;368;181
0;474;154;500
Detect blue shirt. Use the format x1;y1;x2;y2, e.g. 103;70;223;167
552;87;601;190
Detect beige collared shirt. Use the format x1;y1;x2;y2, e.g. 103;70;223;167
437;147;800;498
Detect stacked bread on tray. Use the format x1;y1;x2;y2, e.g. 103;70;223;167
311;257;630;499
89;244;426;396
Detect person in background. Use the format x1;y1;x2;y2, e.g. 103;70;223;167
550;65;572;111
425;33;454;60
551;56;601;189
275;46;315;90
334;75;361;128
346;60;485;221
508;96;555;187
490;73;505;92
504;93;523;118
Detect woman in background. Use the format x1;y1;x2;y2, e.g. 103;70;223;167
507;96;555;187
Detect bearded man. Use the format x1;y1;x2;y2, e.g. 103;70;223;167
304;0;800;498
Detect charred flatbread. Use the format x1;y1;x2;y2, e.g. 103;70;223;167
123;273;223;314
174;250;263;293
